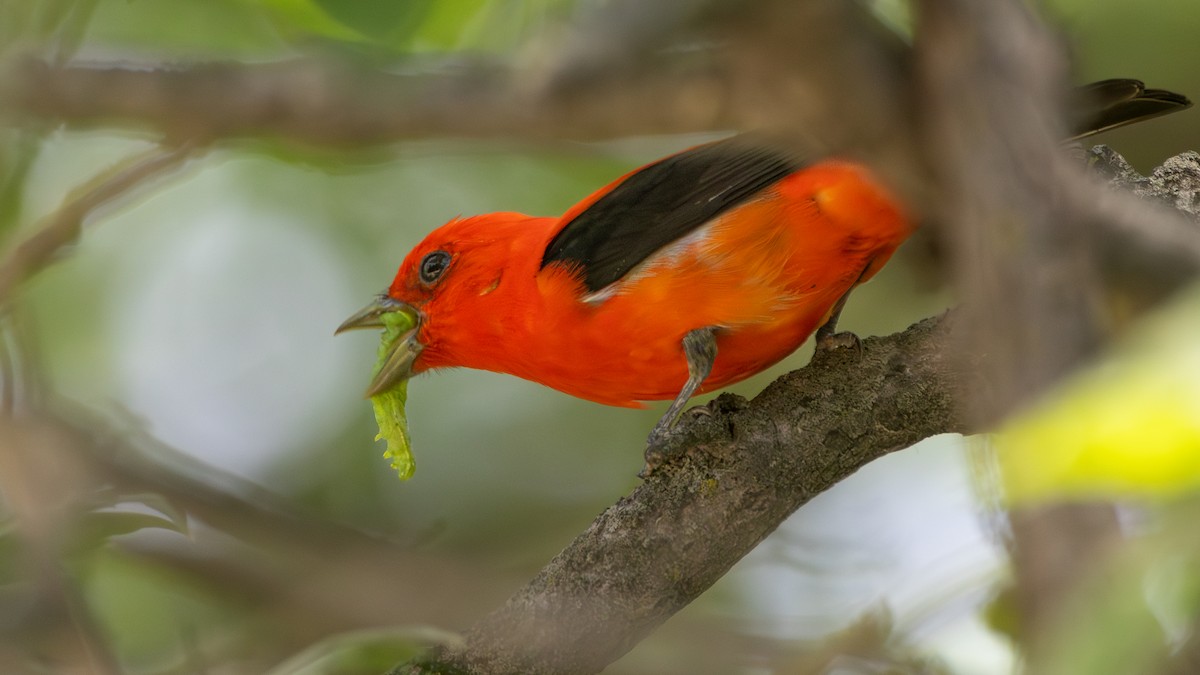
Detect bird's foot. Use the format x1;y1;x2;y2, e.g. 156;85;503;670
815;330;862;356
641;418;686;478
640;394;746;478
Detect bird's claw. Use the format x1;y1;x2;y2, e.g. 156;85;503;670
641;422;678;478
641;410;694;478
640;394;746;478
815;330;862;357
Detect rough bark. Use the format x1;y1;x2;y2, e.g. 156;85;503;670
376;148;1200;675
391;312;969;675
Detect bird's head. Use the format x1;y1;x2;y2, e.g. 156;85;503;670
336;212;546;395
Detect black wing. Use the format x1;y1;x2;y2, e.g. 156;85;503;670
1071;79;1192;140
540;137;802;293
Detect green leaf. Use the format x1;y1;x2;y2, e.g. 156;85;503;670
256;0;368;43
116;492;190;536
89;0;287;57
371;309;418;480
996;281;1200;503
69;511;187;555
81;489;190;536
311;0;435;42
63;490;190;555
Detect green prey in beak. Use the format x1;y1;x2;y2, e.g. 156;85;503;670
336;295;424;397
336;294;423;479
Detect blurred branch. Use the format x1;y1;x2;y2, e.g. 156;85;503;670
0;417;123;673
0;1;926;199
914;0;1114;655
1086;148;1200;305
38;404;512;637
915;0;1099;412
912;0;1196;662
2;5;1196;303
0;143;195;304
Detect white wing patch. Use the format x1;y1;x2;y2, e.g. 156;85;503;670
581;222;719;304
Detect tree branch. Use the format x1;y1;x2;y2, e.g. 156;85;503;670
391;312;970;675
0;143;195;304
23;404;512;637
389;146;1200;674
0;1;924;199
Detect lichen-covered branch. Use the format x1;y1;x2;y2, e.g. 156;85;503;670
391;146;1199;674
391;313;970;675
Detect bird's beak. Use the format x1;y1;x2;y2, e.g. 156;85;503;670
336;295;424;397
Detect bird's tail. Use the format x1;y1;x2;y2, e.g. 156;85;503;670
1070;78;1192;140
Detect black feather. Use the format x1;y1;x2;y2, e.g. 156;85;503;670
1072;78;1192;140
541;137;802;293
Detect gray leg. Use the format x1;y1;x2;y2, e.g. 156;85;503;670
814;287;861;352
645;327;718;448
815;261;877;353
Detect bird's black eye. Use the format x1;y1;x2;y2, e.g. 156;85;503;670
419;250;451;285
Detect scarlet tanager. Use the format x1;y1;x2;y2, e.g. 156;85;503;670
338;79;1189;474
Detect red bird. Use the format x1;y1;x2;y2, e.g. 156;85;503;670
341;138;909;445
338;80;1190;465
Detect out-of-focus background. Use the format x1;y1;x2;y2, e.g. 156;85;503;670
2;1;1199;673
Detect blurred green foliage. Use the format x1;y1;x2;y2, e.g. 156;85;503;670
1;1;1198;673
998;282;1200;504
